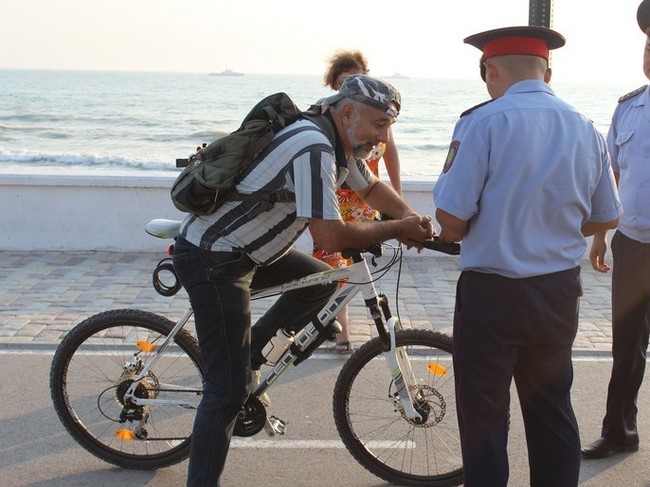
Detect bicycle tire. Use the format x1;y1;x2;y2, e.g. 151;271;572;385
50;308;204;469
333;329;463;487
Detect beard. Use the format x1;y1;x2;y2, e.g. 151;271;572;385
351;141;376;160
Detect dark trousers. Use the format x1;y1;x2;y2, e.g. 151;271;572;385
172;237;336;486
601;231;650;446
453;268;582;487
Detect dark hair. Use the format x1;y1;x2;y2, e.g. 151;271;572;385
323;50;370;90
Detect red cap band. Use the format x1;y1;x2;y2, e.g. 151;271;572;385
482;36;549;60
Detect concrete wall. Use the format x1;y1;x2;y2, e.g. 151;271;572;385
0;173;437;252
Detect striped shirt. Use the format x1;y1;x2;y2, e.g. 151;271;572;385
180;118;372;265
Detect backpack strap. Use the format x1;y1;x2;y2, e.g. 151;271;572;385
226;190;295;219
301;110;336;146
225;113;330;217
244;125;275;161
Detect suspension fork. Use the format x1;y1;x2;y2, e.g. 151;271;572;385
384;317;423;421
363;291;422;421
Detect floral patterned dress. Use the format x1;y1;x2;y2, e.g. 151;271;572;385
312;143;385;268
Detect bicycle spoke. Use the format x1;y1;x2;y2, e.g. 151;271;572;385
334;329;463;486
51;309;203;469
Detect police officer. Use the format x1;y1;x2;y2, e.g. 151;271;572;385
582;0;650;460
433;26;622;486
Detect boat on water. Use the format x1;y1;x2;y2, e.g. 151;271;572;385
209;68;244;77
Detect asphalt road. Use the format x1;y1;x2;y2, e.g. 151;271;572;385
1;351;648;487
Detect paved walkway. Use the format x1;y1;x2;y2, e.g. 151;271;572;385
0;249;614;354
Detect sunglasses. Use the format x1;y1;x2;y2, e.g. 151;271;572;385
479;56;487;82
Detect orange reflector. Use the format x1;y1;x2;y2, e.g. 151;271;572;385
137;340;156;353
116;429;136;440
427;362;447;376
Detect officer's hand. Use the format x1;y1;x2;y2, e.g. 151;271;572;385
589;236;610;273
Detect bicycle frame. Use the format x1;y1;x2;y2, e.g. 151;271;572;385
121;307;198;408
50;220;462;484
123;244;425;422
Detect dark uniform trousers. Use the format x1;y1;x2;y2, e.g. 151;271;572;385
601;230;650;446
453;267;582;487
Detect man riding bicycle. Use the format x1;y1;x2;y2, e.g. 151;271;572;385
171;75;434;486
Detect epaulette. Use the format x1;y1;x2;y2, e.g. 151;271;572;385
460;99;496;117
618;85;646;103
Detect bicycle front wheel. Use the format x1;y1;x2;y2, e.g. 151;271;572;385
50;309;204;469
333;329;462;487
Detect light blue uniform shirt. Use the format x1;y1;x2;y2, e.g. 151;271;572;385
434;79;622;278
607;85;650;243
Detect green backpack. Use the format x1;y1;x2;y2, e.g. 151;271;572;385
171;92;307;216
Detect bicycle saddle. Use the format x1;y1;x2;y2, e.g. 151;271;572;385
145;219;182;239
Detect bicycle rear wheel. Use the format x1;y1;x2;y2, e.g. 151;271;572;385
50;309;203;469
333;329;462;486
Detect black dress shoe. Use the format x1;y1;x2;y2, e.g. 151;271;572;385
581;437;639;459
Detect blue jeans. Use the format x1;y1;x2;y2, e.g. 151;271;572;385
172;237;336;486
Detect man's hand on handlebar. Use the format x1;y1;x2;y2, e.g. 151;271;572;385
397;214;435;252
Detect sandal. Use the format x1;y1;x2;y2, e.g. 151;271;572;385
336;341;354;354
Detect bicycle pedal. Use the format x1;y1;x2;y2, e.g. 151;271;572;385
263;418;276;437
264;415;286;436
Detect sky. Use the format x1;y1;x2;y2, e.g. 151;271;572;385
0;0;647;84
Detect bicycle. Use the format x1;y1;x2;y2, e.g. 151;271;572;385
50;218;463;487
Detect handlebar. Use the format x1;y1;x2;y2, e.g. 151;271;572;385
339;238;460;260
409;237;461;255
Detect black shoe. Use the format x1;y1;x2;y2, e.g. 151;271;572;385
323;319;342;342
581;437;639;459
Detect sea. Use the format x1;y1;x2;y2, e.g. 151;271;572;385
0;69;637;181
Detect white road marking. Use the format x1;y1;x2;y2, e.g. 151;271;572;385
231;439;415;449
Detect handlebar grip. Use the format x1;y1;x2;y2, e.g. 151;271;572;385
410;237;461;255
341;243;383;260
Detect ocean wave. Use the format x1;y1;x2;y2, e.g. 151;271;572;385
41;131;71;140
0;148;177;172
0;123;57;132
0;113;67;123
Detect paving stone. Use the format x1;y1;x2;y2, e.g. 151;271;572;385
0;250;614;354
